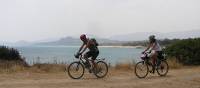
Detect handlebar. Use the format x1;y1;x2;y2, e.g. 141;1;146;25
96;58;105;61
142;51;151;54
74;53;83;59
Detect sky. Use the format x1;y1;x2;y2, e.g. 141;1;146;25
0;0;200;42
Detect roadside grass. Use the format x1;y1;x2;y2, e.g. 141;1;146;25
114;60;136;71
0;58;184;73
114;57;183;71
29;63;67;73
167;57;183;69
0;60;27;73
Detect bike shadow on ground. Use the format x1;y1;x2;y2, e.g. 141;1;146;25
80;74;109;80
81;77;109;81
144;75;174;80
82;76;98;80
132;73;174;80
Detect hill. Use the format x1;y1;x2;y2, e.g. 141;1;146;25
110;30;200;41
35;37;121;46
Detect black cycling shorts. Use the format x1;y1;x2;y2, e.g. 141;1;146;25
157;51;164;60
84;50;99;60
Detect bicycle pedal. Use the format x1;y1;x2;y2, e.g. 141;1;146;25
149;68;155;74
89;69;92;73
149;71;155;74
149;70;153;73
84;64;91;68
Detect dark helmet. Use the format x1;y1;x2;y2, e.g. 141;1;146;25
149;35;156;42
80;34;87;41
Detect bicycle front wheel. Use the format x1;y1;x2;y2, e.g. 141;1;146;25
135;61;149;78
67;61;85;79
94;61;108;78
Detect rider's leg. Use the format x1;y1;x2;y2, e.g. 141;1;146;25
84;51;92;67
152;54;158;66
91;60;96;69
157;51;163;66
150;50;158;66
84;51;92;61
91;51;99;69
150;50;158;73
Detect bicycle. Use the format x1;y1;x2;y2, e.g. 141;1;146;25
135;51;169;78
67;54;108;79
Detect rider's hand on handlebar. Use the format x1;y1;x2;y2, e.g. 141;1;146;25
75;52;81;58
76;52;82;55
142;51;145;54
77;52;82;55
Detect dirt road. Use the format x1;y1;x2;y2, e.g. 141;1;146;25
0;67;199;88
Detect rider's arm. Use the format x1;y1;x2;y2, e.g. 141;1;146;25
80;41;90;54
143;44;151;52
78;43;85;53
151;43;156;50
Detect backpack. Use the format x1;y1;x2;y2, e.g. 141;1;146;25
90;38;99;46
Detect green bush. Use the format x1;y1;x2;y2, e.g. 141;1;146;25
0;46;28;67
0;46;22;60
165;38;200;65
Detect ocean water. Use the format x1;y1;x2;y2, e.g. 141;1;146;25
15;46;144;65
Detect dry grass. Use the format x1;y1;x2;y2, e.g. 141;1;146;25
115;61;135;71
0;60;27;73
114;57;184;71
167;57;183;69
0;57;185;74
29;64;67;73
0;60;68;73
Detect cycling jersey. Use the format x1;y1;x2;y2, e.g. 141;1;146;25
84;39;99;52
151;42;162;51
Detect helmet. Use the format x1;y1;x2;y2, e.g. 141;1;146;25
80;34;87;41
149;35;155;40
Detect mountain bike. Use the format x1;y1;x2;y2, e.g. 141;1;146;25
67;54;108;79
135;51;169;78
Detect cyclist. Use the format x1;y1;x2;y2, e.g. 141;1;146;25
142;35;162;73
75;34;99;70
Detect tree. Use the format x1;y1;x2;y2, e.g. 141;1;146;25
165;38;200;65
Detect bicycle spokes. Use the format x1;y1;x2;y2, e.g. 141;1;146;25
94;61;108;78
76;64;80;71
135;61;149;78
156;60;169;76
67;62;85;79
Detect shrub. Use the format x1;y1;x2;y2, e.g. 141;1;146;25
0;46;28;67
165;38;200;65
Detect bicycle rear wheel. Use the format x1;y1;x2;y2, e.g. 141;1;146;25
135;61;149;78
157;60;169;76
94;61;108;78
67;61;85;79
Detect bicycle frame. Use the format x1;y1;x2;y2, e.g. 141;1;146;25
135;51;169;78
68;54;109;79
77;54;105;64
141;51;165;62
77;54;85;64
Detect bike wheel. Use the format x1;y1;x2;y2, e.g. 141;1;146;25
67;62;85;79
94;61;108;78
135;61;149;78
156;60;169;76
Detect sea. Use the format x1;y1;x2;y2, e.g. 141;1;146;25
14;46;144;65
